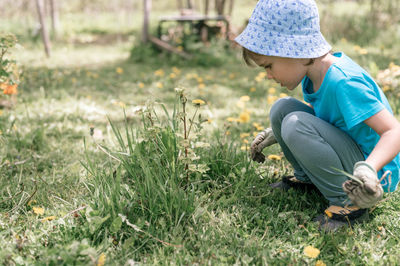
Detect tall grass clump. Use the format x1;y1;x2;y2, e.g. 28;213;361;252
82;89;218;247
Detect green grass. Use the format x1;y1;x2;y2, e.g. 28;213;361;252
1;1;400;264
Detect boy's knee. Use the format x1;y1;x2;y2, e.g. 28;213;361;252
281;111;311;145
270;97;295;125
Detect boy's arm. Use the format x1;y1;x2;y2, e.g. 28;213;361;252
364;108;400;171
342;108;400;208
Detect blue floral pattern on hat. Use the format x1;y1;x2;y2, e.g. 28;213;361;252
235;0;331;58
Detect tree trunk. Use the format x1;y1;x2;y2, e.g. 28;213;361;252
49;0;59;38
35;0;51;57
142;0;151;43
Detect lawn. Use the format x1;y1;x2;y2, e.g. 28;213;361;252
1;1;400;265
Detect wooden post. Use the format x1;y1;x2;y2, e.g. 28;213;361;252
35;0;51;57
142;0;151;43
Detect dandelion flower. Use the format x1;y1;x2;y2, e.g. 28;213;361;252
353;45;361;52
238;112;250;123
41;216;57;222
198;83;205;89
226;117;236;122
304;246;320;258
268;87;276;94
267;154;282;161
359;48;368;55
240;95;250;102
192;99;205;106
170;73;177;79
156;82;163;89
240;145;247;151
240;133;250;138
315;260;326;266
116;67;124;74
172;67;181;74
250;87;256;92
279;93;288;98
33;207;44;215
138;82;145;88
154;69;165;77
236;101;245;109
97;253;106;266
267;95;278;105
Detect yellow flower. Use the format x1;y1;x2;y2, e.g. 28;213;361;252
279;93;288;98
226;117;237;122
359;48;368;55
253;122;264;131
192;99;205;106
41;216;57;222
229;73;235;79
33;207;44;215
324;209;333;218
97;253;106;266
267;154;282;161
156;82;163;89
138;82;145;88
154;69;165;77
242;139;249;144
177;46;183;52
315;260;326;266
170;73;177;79
240;95;250;102
238;112;250;123
225;130;231;135
236;101;245;109
197;77;203;83
304;246;320;258
353;45;361;52
240;133;250;138
172;67;181;74
198;83;205;89
255;72;266;82
267;95;278;105
250;87;256;92
116;67;124;74
240;145;247;150
268;87;276;94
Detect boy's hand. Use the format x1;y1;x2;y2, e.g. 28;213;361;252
250;128;277;163
342;161;383;209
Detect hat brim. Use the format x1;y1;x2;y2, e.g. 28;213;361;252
235;22;332;59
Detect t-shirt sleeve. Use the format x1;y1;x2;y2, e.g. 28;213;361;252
335;78;385;129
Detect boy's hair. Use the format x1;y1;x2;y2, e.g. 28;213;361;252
242;47;315;67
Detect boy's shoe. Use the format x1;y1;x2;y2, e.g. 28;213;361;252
270;175;317;191
314;205;369;232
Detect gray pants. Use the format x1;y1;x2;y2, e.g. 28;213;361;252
270;97;365;206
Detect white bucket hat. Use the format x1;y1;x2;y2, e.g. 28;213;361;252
235;0;331;58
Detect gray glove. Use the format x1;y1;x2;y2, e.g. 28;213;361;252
342;161;383;209
250;128;278;163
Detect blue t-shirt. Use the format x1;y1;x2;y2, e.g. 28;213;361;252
302;52;399;192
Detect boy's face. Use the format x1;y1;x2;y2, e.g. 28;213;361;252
250;54;308;90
